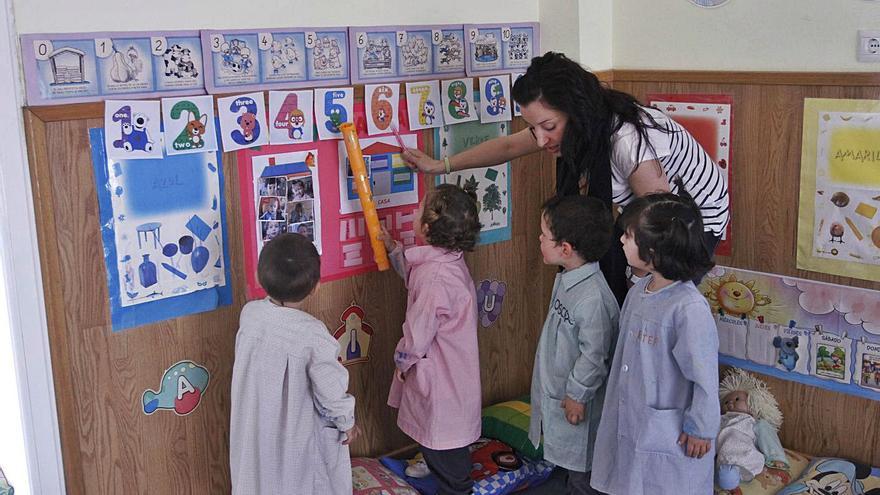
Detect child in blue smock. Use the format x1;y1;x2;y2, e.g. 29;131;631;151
590;183;720;495
529;195;619;495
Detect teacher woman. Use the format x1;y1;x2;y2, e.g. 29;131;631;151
403;52;728;303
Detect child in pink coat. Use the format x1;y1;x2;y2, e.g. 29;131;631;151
381;184;483;495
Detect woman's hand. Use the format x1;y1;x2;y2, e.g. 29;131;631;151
342;424;361;445
402;148;445;174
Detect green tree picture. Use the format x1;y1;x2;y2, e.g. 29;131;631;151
483;184;502;220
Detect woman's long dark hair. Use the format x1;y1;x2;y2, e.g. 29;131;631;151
512;52;668;203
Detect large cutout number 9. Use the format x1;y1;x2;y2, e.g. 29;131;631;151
324;90;348;132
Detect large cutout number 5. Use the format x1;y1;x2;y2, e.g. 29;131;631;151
324;90;347;132
371;85;394;131
409;85;431;126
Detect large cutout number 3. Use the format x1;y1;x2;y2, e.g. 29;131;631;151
370;85;394;131
324;90;348;132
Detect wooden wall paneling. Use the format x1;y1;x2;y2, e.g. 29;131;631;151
614;75;880;466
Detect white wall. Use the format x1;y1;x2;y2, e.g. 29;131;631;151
577;0;612;71
613;0;880;71
14;0;537;33
539;0;580;61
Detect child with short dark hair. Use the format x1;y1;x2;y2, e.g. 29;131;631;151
530;195;619;495
230;233;359;494
590;188;720;494
381;184;482;495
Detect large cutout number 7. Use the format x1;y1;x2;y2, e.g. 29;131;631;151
324;90;348;132
409;85;431;126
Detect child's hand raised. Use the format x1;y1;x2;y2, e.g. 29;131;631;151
342;424;361;445
561;397;585;425
677;432;710;458
378;225;397;253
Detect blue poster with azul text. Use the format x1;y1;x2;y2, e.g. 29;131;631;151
90;127;232;331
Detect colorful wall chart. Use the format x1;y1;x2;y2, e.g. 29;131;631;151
464;23;539;76
798;98;880;282
89;127;232;331
21;31;205;106
348;25;466;84
237;102;425;299
201;27;349;93
647;94;734;256
699;265;880;401
435;92;511;245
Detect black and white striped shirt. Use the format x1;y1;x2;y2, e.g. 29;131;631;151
610;107;730;236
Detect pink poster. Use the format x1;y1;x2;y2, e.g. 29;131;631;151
237;102;425;299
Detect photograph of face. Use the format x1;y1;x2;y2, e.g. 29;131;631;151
289;221;314;242
261;220;284;242
287;177;314;201
286;200;314;225
259;177;289;198
259;197;285;221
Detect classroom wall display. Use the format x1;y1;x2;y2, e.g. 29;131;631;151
337;134;419;214
142;360;210;416
217;92;269;151
478;74;512;124
161;95;218;155
512;72;524;116
21;31;205;106
476;279;507;328
333;304;374;366
797;98;880;282
441;78;477;125
89;127;232;331
200;27;349;93
104;100;163;160
698;265;880;401
405;80;442;130
268;90;315;145
436;92;511;245
647;94;734;256
315;87;355;140
464;23;539;76
364;83;401;136
237;102;425;298
348;25;466;84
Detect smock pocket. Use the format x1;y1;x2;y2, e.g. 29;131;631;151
317;426;343;468
635;406;684;456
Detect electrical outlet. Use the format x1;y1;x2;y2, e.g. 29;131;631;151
858;30;880;62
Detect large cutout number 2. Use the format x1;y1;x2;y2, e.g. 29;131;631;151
324;90;348;132
370;85;394;131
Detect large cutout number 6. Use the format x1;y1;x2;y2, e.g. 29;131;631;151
370;85;394;131
324;90;348;132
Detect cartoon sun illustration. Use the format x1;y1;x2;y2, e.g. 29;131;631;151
703;273;771;319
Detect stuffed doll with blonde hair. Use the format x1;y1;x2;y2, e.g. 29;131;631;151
716;368;789;490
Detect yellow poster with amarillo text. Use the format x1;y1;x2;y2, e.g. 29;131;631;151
798;98;880;281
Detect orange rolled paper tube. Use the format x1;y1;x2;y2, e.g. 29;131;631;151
338;122;390;271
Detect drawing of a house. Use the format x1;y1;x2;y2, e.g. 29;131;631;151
49;47;86;84
347;141;414;200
